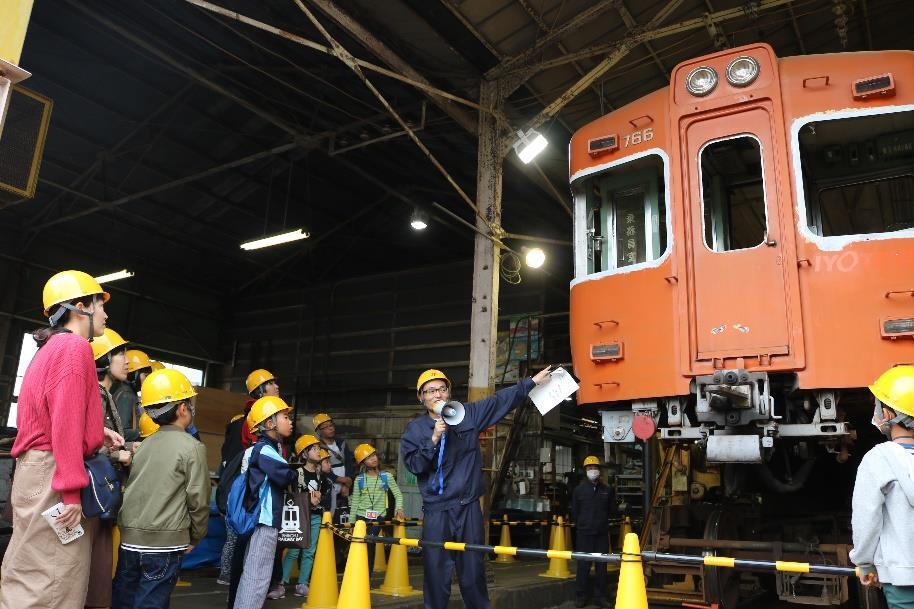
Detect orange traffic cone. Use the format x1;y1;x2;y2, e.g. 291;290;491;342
494;515;515;564
306;512;339;609
615;533;648;609
374;522;421;597
539;516;573;579
373;529;387;573
336;520;371;609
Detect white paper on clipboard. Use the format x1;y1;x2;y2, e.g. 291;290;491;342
528;367;579;415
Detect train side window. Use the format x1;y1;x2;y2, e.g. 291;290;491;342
798;110;914;237
578;154;666;274
700;136;767;252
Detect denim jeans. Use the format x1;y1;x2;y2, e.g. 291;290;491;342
112;548;183;609
884;584;914;609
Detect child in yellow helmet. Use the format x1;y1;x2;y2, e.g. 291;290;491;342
350;443;404;567
280;434;333;597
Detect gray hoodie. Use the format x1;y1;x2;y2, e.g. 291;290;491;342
849;441;914;585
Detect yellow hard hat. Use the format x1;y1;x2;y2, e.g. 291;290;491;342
294;434;321;456
42;270;110;316
416;369;451;399
126;350;153;373
354;443;376;464
91;328;128;361
319;448;330;461
870;365;914;418
312;413;332;429
138;412;160;438
247;396;291;433
150;361;166;372
245;369;275;394
141;369;197;409
583;455;601;467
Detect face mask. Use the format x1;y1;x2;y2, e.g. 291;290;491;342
872;401;893;439
586;469;600;481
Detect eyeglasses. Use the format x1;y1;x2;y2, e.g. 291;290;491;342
422;386;449;396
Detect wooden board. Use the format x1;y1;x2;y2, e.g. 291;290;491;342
194;386;247;472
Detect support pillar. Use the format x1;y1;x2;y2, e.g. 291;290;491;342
469;80;505;545
468;78;504;403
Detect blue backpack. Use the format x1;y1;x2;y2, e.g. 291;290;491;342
226;445;262;536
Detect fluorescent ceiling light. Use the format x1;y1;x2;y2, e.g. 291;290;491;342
524;247;546;269
94;269;134;284
240;228;310;251
410;208;428;231
513;128;548;164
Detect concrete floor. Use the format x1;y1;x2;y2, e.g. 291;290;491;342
168;561;847;609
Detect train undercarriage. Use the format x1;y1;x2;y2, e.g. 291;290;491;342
601;369;881;608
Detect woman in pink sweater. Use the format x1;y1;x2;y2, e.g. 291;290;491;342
0;270;124;609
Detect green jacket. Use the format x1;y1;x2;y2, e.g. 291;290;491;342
118;425;209;547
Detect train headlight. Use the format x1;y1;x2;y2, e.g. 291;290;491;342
726;56;760;87
685;66;718;97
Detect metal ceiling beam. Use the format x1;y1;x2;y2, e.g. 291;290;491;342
513;0;797;74
183;0;491;117
515;0;612;114
615;1;669;78
31;142;300;230
309;0;478;135
522;0;684;134
488;0;620;78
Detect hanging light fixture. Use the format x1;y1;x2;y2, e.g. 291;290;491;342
410;208;429;231
94;269;134;284
240;228;310;251
513;128;548;164
523;247;546;269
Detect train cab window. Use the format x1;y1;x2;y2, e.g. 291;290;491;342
798;109;914;237
700;136;767;252
576;154;667;274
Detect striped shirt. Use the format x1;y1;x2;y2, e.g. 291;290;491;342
350;471;403;519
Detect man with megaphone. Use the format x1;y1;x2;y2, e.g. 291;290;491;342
401;365;553;609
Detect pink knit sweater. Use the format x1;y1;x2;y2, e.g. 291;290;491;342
12;332;104;504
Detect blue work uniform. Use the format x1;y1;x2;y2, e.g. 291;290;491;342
400;378;535;609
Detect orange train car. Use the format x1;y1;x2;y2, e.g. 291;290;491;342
568;44;913;606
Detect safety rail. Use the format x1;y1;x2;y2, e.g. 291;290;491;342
323;523;859;577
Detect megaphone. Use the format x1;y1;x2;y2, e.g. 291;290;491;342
433;400;465;426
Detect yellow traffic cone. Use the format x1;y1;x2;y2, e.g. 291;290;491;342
306;512;339;609
615;533;648;609
564;517;573;552
337;520;371;609
548;515;557;549
608;516;633;573
373;529;387;573
375;522;421;597
539;516;573;579
494;515;515;564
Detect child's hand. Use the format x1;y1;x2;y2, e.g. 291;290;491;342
395;509;405;520
310;491;321;506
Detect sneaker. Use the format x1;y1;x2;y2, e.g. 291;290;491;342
266;583;286;600
215;578;230;586
293;584;309;597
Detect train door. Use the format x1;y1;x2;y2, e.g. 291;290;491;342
684;106;792;361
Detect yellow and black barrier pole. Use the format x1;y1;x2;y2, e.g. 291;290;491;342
328;524;859;578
